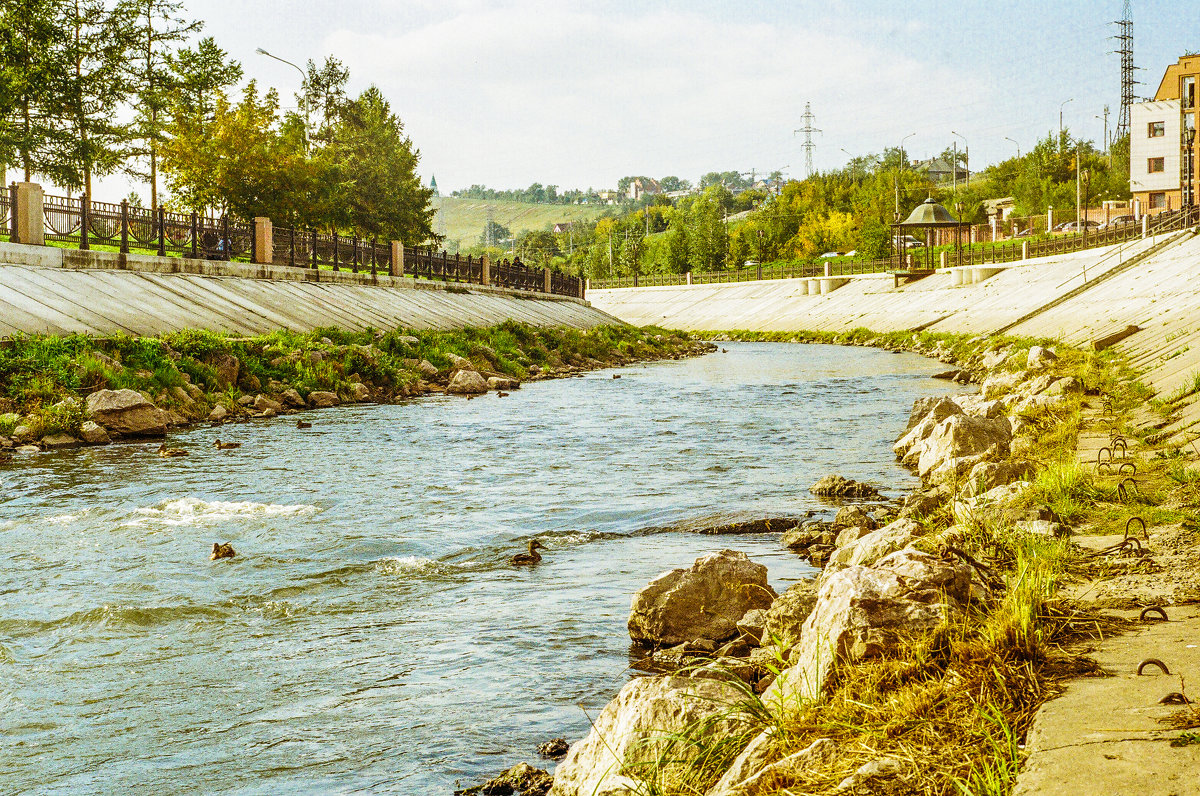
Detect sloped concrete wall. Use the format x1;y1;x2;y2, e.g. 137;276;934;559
0;242;619;337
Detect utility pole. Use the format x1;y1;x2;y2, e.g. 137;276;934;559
1112;0;1136;141
1075;135;1082;229
952;141;958;193
485;205;496;248
951;130;969;189
793;103;821;178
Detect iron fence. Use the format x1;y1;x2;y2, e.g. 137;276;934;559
3;186;585;298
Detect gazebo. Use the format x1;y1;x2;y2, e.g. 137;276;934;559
890;198;970;285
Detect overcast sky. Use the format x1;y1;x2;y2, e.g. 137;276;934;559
13;0;1200;198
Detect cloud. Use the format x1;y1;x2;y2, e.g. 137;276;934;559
320;2;985;189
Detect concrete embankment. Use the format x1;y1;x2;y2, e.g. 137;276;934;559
592;229;1200;444
0;241;619;337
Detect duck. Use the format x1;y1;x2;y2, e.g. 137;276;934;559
214;439;241;450
497;391;510;397
296;420;312;429
210;542;236;560
158;443;187;457
612;374;621;379
511;539;545;566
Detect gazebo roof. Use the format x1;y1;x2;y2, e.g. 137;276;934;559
895;198;963;228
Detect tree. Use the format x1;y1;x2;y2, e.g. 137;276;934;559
659;175;690;192
127;0;201;212
479;220;510;247
0;0;71;181
166;36;241;121
303;55;349;144
59;0;141;195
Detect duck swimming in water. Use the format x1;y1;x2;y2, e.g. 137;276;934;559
296;420;312;429
210;542;236;560
511;539;545;565
158;443;187;457
214;439;240;450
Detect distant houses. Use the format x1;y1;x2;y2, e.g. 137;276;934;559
913;156;968;184
1130;53;1200;215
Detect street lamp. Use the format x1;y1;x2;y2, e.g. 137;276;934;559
1059;98;1074;145
951;130;968;189
1004;136;1021;158
896;133;915;218
256;47;310;152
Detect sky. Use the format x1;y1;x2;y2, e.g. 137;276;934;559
12;0;1200;198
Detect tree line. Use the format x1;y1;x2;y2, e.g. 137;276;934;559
0;0;434;243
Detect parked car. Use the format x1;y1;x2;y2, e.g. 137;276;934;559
818;251;845;259
1013;227;1039;238
892;235;925;249
1105;214;1136;228
1060;220;1101;232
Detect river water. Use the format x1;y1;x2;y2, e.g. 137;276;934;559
0;342;957;795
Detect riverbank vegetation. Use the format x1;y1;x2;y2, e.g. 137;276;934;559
0;322;705;448
551;330;1196;796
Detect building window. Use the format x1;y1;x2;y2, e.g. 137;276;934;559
1150;192;1167;209
1148;157;1166;173
1184;76;1196;110
1149;121;1165;137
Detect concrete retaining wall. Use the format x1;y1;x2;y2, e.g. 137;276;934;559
0;242;619;337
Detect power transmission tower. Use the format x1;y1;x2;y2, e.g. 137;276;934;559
485;205;496;247
793;103;821;178
1112;0;1136;141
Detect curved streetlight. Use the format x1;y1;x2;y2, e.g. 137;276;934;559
257;47;310;152
1059;98;1074;143
951;130;969;189
1004;136;1021;158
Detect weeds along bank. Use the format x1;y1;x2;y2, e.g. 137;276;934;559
0;322;712;455
494;329;1188;796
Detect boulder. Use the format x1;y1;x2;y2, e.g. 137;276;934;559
447;352;476;371
208;353;240;387
911;414;1011;478
280;388;305;408
350;382;371;402
237;395;255;407
549;676;747;796
736;609;768;645
836;757;905;793
898;485;951;519
708;737;838;796
208;405;228;422
184;382;204;402
447;370;489;395
826;518;923;571
764;549;975;709
396;335;421;346
894;397;962;459
79;421;110;445
781;523;826;550
253;394;283;413
1045;376;1083;396
418;359;439;378
760;579;819;651
458;762;553;796
487;376;521;390
833;505;871;531
952;480;1035;526
11;424;35;444
951;394;1006;419
308;391;340;408
980;346;1013;369
628;550;776;647
1026;345;1058;370
963;459;1034;497
84;389;167;437
980;371;1026;400
40;433;81;450
809;474;881;499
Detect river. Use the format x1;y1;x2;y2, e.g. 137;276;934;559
0;342;957;794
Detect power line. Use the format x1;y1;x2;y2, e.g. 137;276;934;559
794;102;821;178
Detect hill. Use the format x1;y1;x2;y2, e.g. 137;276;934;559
433;197;611;250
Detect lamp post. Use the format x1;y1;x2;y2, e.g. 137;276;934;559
896;132;915;218
1004;136;1021;158
1184;126;1197;209
951;130;968;189
256;47;310;152
1059;98;1074;147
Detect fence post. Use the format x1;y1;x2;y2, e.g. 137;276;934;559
390;240;404;276
311;231;318;269
119;199;129;253
8;184;17;242
370;237;377;276
544;268;552;293
189;212;198;257
351;236;359;273
332;231;339;271
289;227;296;267
220;214;229;260
481;254;491;286
157;207;166;256
253;217;273;265
14;182;45;246
80;193;89;250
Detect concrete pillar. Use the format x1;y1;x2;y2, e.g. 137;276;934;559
1021;240;1029;260
481;255;491;286
585;277;591;292
939;251;948;269
823;262;832;277
807;278;821;294
15;182;44;246
544;268;552;294
950;268;964;286
686;271;693;285
1047;206;1053;232
390;241;404;277
1142;214;1149;239
253;217;272;264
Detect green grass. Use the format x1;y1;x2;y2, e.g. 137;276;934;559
435;196;609;250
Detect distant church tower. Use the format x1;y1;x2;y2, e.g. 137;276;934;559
430;175;439;197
